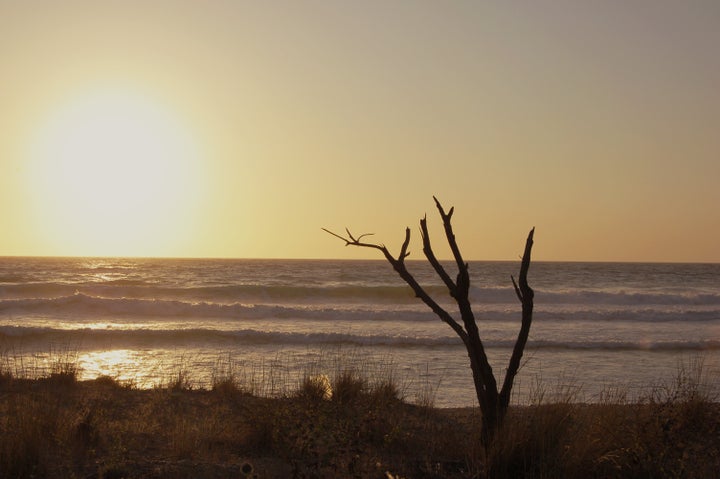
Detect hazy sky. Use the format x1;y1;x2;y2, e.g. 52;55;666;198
1;1;718;261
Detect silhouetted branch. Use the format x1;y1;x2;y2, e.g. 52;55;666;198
321;228;355;244
325;200;535;441
433;196;467;287
499;227;535;409
511;275;523;302
420;214;457;296
322;226;467;341
431;198;498;415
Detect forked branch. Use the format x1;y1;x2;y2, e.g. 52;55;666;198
322;225;468;342
324;199;535;440
320;227;408;265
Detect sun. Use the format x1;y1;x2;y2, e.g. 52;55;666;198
27;88;206;257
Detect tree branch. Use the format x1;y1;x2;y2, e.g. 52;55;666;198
511;275;523;302
322;227;468;342
321;227;397;267
398;227;411;260
420;215;457;296
499;227;535;408
433;196;468;286
430;198;499;417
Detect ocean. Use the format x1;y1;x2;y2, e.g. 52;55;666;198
1;257;718;407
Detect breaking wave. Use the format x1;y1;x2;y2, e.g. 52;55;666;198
3;281;719;307
1;293;718;324
2;325;718;352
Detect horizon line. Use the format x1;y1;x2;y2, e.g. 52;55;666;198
0;254;718;265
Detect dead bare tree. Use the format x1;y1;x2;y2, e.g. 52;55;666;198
323;197;534;439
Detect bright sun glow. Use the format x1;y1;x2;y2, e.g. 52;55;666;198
27;89;205;256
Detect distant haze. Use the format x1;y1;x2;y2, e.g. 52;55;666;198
1;1;718;261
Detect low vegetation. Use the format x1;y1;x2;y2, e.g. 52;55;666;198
0;353;718;478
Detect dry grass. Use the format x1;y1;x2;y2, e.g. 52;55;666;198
0;374;471;478
483;358;720;479
0;354;718;478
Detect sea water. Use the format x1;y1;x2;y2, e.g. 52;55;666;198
1;257;718;407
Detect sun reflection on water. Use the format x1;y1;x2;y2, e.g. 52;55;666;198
78;349;144;384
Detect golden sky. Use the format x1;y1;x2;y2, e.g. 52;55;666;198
1;1;718;261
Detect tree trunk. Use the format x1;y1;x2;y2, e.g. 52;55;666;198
323;198;534;442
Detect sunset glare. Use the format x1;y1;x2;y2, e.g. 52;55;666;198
25;89;205;257
1;1;719;261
